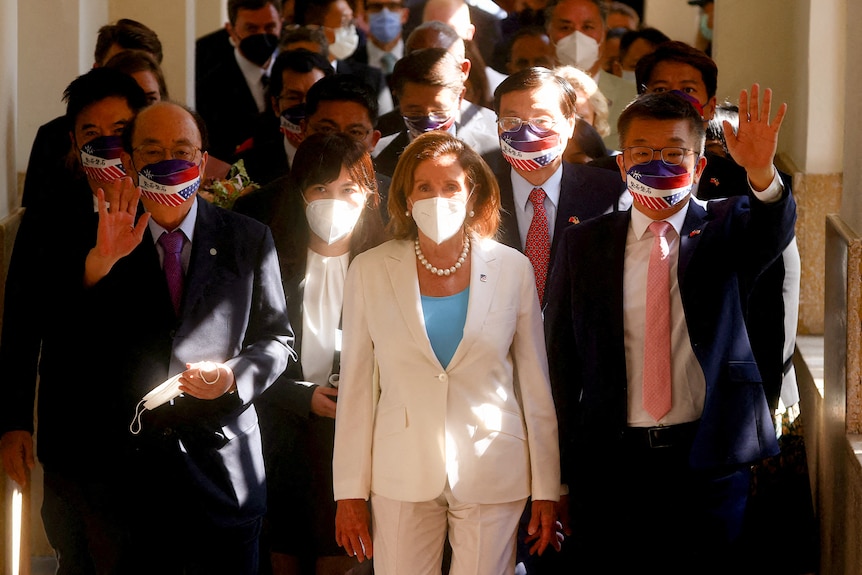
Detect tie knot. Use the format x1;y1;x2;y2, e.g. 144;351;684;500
529;187;545;206
648;220;672;239
159;230;185;255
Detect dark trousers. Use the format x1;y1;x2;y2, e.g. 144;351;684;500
534;426;752;574
42;469;136;575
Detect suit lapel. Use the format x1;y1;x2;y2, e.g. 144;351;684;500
384;241;440;367
678;199;710;286
183;200;222;317
493;156;522;251
446;238;497;370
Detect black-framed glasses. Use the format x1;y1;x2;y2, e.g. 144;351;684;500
133;144;201;164
623;146;698;166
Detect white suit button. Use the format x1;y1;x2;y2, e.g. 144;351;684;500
438;373;448;382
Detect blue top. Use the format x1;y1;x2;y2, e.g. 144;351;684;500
421;287;469;368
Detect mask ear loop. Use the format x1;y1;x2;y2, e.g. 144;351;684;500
129;398;147;435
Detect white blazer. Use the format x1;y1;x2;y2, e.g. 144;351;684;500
332;237;560;504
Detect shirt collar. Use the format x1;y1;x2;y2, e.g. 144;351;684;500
148;196;199;245
630;195;702;240
367;38;404;67
233;46;275;88
510;163;564;211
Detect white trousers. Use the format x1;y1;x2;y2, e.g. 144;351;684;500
370;483;527;575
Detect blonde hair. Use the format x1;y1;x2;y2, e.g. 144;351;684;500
554;65;611;137
387;132;500;240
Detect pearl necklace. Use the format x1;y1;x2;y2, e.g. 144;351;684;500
415;237;470;276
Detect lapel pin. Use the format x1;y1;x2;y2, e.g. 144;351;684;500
480;274;487;282
688;229;702;238
710;177;720;186
568;216;580;224
210;248;217;255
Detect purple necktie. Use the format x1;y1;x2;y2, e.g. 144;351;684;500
158;231;185;315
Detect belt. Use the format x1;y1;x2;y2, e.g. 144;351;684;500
623;420;700;450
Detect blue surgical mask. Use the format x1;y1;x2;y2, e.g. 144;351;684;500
700;13;713;42
369;8;402;44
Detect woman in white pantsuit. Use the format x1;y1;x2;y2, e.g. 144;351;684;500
333;132;561;575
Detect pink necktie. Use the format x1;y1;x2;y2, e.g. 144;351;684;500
159;231;185;315
526;187;550;305
643;221;673;421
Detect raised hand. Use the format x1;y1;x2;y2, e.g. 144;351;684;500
84;177;150;286
723;84;788;191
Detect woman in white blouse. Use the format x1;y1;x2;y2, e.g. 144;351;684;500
254;133;386;575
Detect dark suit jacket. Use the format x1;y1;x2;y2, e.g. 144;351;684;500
196;53;268;161
21;115;73;210
235;112;290;187
85;199;293;527
0;178;102;470
588;152;795;411
491;156;626;279
196;28;234;88
544;190;795;487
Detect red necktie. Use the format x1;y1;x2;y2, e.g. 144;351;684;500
159;231;185;315
643;221;673;421
526;187;550;305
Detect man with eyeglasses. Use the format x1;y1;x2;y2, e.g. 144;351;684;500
237;48;334;186
235;74;391;224
82;101;293;574
490;67;624;307
373;47;499;177
543;90;794;572
0;67;147;574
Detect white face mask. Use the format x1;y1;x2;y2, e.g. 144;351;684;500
621;69;636;83
329;24;360;60
411;196;467;244
305;198;364;244
555;30;600;72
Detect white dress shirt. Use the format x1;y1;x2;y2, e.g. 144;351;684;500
234;48;275;113
623;170;784;427
366;38;403;72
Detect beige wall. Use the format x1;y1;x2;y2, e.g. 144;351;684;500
842;0;862;235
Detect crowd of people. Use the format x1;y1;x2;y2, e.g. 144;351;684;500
0;0;814;574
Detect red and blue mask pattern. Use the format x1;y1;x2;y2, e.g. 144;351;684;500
500;125;563;172
80;136;126;182
138;159;201;207
626;160;693;211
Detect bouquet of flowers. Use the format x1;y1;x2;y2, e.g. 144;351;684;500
198;159;259;210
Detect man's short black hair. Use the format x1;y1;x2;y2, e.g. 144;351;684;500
619;27;670;55
390;48;464;98
617;92;706;153
121;101;209;154
228;0;284;26
63;68;148;128
635;40;718;99
493;66;577;119
267;49;334;101
294;0;347;26
544;0;607;30
306;74;379;124
94;19;163;65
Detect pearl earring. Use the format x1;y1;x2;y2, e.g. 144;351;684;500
469;210;475;217
405;210;410;217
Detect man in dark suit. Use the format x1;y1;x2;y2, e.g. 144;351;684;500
372;47;499;177
196;0;283;160
544;90;793;573
83;101;293;574
491;67;625;306
0;69;148;575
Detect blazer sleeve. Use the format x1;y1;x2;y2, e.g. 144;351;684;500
332;254;378;501
510;252;561;501
223;225;296;406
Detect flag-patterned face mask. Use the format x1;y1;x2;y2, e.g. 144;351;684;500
138;159;201;207
80;136;126;182
626;160;693;211
499;124;563;172
280;103;306;148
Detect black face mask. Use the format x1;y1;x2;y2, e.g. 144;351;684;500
239;33;279;67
